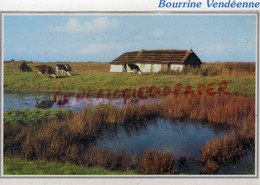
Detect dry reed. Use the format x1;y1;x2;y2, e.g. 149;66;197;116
4;94;255;174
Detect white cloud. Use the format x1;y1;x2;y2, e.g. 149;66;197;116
199;39;255;54
79;42;137;54
134;35;144;40
153;29;164;38
48;17;119;33
16;48;33;54
16;48;27;52
51;48;58;53
200;43;225;52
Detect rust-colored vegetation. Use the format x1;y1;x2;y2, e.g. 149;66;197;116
164;62;255;77
160;94;255;174
220;62;255;76
4;93;255;174
140;149;177;174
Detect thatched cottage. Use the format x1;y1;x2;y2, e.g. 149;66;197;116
109;49;202;73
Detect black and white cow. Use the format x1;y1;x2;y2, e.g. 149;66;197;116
126;64;142;75
56;64;72;77
35;65;57;78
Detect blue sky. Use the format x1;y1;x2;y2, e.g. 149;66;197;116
4;15;256;62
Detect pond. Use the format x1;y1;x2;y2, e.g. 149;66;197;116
94;117;254;174
95;118;230;159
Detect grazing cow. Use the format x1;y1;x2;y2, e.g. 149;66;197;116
19;62;33;72
35;65;57;78
126;64;142;75
56;64;72;76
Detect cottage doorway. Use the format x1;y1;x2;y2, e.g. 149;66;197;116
161;64;169;72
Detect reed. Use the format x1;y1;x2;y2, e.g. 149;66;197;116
140;149;177;174
160;62;255;77
220;62;255;76
160;94;255;173
4;94;255;174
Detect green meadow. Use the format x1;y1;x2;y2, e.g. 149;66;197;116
4;71;255;98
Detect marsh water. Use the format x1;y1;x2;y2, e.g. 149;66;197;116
5;92;230;158
4;92;255;174
96;118;230;158
4;92;125;112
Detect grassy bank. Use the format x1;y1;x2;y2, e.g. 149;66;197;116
4;158;136;175
4;109;71;155
4;109;71;126
4;71;255;98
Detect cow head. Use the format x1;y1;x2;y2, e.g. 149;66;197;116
65;64;72;71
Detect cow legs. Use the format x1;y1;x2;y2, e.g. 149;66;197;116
35;70;41;78
56;68;59;76
35;71;38;78
66;71;72;76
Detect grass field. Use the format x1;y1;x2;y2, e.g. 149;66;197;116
4;71;255;98
4;61;255;98
4;158;136;175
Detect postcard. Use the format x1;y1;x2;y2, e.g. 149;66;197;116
0;0;259;185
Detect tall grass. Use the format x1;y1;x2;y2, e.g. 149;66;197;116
160;94;255;173
161;62;255;77
4;109;71;155
220;62;255;76
140;149;177;174
4;94;255;174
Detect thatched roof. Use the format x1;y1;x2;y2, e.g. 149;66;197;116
110;49;200;65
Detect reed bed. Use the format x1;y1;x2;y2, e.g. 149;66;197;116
220;62;255;76
161;62;255;77
160;94;255;173
4;94;255;174
140;149;177;174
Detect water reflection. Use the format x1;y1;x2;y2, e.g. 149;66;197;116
4;92;125;112
96;118;230;158
35;96;55;109
4;92;156;112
